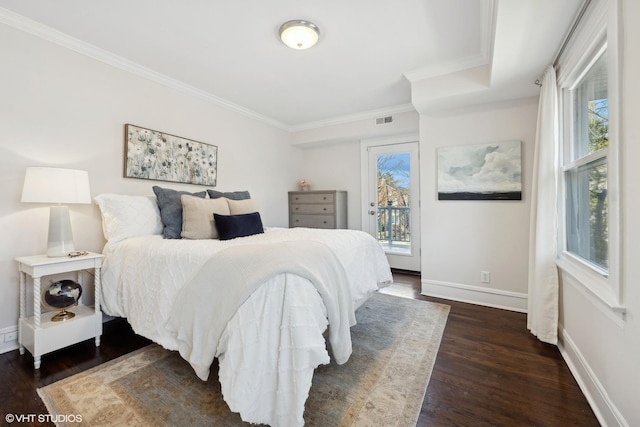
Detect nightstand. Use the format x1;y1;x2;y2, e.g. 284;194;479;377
16;252;103;369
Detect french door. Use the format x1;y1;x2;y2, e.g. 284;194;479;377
362;140;420;272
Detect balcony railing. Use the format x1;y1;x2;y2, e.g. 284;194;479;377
377;205;411;246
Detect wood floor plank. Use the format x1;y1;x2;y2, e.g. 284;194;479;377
389;273;600;427
0;272;599;426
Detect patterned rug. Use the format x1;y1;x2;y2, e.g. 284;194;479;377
38;293;449;426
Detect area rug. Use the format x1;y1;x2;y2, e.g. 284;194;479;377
38;293;450;426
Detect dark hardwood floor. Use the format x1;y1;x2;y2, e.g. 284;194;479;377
0;272;599;426
382;272;599;427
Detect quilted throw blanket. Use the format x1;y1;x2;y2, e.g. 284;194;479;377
165;240;357;427
166;239;356;380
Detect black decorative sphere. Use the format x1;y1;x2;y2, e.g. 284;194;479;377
44;279;82;310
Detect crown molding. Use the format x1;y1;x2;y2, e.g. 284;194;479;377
0;7;290;131
403;53;488;83
404;0;496;84
481;0;497;67
289;103;416;132
1;6;480;134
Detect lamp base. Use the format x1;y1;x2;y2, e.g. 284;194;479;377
51;309;76;322
47;205;75;257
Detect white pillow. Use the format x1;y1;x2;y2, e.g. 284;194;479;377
181;195;230;239
226;198;258;215
94;194;163;243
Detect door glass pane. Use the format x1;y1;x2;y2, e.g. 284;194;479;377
377;152;411;254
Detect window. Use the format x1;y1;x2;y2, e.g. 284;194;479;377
557;0;622;312
563;49;609;273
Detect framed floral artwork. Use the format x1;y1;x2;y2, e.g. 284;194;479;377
124;124;217;186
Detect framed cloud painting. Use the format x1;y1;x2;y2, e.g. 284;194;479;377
124;124;217;186
437;141;522;200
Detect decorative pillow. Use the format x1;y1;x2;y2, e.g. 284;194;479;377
181;195;230;239
94;194;163;243
214;212;264;240
207;189;251;200
227;198;258;215
152;186;206;239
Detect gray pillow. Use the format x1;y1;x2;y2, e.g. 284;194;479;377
207;189;251;200
153;186;206;239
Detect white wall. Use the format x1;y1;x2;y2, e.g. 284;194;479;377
297;141;363;229
294;111;420;231
557;1;640;425
291;110;419;146
0;23;302;339
295;97;536;311
419;98;538;311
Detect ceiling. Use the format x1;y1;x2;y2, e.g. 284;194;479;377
0;0;583;130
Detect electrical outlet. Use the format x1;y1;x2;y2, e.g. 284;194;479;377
4;331;17;342
480;271;491;283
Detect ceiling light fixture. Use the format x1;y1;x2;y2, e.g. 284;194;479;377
279;20;320;50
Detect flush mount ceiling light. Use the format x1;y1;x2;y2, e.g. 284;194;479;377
279;20;320;50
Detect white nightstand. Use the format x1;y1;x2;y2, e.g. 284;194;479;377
16;252;103;369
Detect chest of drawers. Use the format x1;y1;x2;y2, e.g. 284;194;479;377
288;190;347;229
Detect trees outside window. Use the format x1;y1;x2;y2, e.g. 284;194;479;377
563;49;609;272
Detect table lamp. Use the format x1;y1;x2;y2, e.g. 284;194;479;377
21;167;91;257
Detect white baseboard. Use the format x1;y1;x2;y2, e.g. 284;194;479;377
421;279;627;425
0;325;19;354
558;326;629;427
421;279;528;312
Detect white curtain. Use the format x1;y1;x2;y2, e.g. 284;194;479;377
527;65;560;345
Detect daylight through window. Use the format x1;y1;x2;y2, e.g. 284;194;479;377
563;49;609;272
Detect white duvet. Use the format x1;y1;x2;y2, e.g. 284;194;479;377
100;227;392;426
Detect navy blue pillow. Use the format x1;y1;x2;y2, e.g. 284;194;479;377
214;212;264;240
153;186;206;239
207;189;251;200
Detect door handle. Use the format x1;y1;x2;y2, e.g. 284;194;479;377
369;210;376;215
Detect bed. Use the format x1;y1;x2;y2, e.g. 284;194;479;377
95;190;393;427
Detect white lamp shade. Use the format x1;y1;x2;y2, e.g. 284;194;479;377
21;167;91;257
21;167;91;204
279;20;320;50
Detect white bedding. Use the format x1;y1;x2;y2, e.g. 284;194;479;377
100;227;392;426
